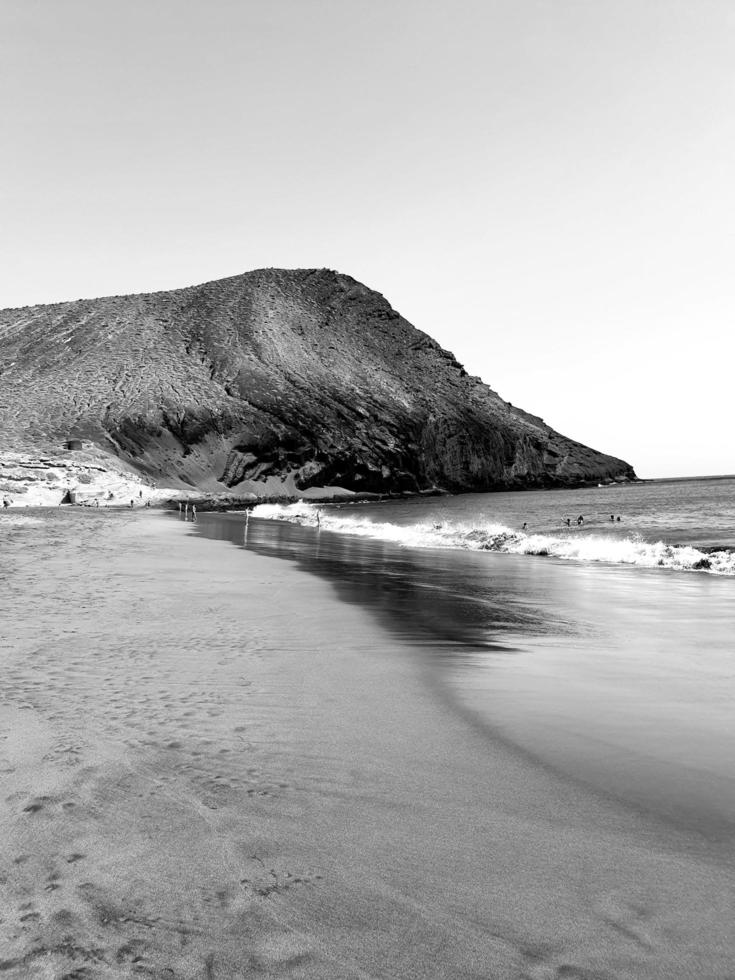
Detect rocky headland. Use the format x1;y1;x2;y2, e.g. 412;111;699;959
0;268;635;505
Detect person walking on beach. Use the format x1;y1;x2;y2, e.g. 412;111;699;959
192;504;197;522
610;514;615;521
577;515;584;526
522;522;527;531
185;502;189;520
565;518;571;527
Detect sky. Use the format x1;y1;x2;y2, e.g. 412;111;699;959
1;0;733;478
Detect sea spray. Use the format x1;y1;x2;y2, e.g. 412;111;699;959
249;503;735;575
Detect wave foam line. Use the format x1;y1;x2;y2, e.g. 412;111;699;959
250;503;735;575
0;514;44;527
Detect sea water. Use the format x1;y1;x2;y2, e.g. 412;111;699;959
199;476;735;849
254;475;735;572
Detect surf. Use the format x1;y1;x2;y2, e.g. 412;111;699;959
250;502;735;575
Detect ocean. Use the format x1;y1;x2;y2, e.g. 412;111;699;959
198;475;735;848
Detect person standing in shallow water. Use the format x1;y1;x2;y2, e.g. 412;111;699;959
577;515;584;526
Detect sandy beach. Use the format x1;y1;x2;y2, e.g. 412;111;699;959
1;509;734;979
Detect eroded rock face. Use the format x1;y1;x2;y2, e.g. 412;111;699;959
0;268;636;494
0;448;173;507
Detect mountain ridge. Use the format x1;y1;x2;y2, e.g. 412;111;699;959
0;268;636;499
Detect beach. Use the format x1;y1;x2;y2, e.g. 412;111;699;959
2;509;734;979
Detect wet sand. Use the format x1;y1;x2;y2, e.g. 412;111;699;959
1;510;734;978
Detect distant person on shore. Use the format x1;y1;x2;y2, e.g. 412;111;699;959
130;499;134;509
577;515;584;526
616;515;621;522
315;509;321;528
178;502;182;514
185;502;189;520
565;518;571;527
522;522;527;532
2;497;10;508
192;504;197;522
610;514;615;521
139;489;143;498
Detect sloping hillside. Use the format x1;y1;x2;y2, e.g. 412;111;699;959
0;268;635;495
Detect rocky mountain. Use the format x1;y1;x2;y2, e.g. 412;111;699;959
0;268;635;498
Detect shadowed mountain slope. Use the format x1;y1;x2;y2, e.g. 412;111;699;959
0;268;635;495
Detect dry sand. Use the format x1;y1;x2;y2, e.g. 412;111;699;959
1;509;734;979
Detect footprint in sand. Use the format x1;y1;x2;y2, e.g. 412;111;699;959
22;801;46;814
596;893;657;954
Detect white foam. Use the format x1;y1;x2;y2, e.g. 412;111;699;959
0;514;44;527
249;503;735;575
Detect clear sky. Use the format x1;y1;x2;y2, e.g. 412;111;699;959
2;0;733;478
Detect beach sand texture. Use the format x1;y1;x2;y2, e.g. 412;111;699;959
1;510;734;979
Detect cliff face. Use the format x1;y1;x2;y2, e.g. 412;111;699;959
0;268;635;495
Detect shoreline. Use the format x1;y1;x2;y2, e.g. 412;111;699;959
1;510;733;977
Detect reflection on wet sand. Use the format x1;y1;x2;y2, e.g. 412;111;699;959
200;513;567;654
201;512;735;845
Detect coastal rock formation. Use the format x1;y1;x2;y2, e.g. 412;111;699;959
0;269;635;497
0;447;176;508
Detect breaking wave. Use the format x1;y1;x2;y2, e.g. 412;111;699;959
250;502;735;576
